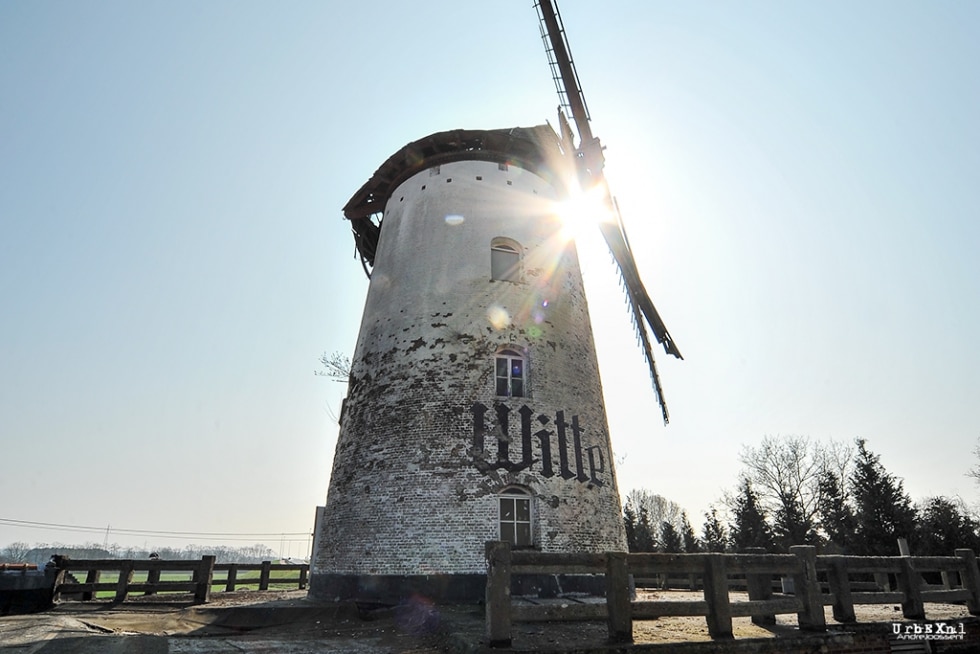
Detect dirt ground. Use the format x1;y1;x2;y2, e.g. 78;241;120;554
631;589;973;643
0;589;974;653
0;590;457;653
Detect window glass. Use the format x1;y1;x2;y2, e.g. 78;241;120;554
495;377;509;396
516;523;531;545
495;358;508;378
491;241;520;282
499;488;533;548
495;350;526;398
515;500;530;522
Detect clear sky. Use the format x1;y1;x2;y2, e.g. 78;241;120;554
2;1;978;555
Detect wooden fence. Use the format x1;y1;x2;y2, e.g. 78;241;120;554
53;557;309;604
485;542;980;647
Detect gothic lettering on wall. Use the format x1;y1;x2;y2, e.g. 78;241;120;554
470;402;605;486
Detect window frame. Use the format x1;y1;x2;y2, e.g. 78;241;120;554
495;348;527;398
490;238;522;283
498;487;533;548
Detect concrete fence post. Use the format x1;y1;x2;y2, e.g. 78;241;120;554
703;554;733;639
114;561;134;603
225;564;238;592
259;560;272;591
52;568;67;602
485;541;512;648
826;557;856;623
606;552;632;644
790;545;825;631
743;548;774;626
81;569;100;601
955;549;980;616
145;562;161;596
194;555;215;604
898;557;925;620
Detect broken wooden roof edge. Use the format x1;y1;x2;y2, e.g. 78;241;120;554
342;124;571;221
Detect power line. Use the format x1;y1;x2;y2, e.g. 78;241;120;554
0;518;309;542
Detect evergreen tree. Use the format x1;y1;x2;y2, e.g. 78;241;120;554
661;521;683;553
622;488;697;551
916;496;980;556
850;438;917;555
816;470;856;553
729;479;774;551
772;492;816;551
680;512;700;552
623;502;639;552
700;508;728;552
624;489;686;546
635;508;655;552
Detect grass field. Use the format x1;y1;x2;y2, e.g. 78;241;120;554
69;569;305;599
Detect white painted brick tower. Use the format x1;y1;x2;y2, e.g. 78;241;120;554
309;126;630;602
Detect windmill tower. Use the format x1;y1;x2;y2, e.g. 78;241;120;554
309;1;681;603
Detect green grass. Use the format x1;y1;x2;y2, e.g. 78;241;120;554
71;569;304;599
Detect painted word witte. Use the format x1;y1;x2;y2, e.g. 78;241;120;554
470;402;605;486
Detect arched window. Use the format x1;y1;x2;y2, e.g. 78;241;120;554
499;487;533;547
495;349;526;397
490;238;521;282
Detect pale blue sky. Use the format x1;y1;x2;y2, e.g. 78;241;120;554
2;1;978;553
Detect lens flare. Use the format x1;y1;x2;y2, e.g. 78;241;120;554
554;185;613;241
487;305;511;330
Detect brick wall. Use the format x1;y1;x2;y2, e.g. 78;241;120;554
313;158;628;579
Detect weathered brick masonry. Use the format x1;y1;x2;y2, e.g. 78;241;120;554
310;127;628;602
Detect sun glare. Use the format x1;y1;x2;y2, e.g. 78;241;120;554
554;185;614;242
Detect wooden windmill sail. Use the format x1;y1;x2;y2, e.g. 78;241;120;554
536;0;682;424
310;1;681;604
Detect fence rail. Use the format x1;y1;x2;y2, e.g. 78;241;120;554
215;561;308;593
485;542;980;647
53;557;309;604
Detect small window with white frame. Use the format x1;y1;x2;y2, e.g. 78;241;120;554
499;487;533;547
495;349;526;397
490;238;521;282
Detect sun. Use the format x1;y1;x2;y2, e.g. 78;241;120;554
554;184;614;242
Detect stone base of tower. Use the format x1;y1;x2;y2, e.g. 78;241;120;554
308;572;607;604
308;573;484;604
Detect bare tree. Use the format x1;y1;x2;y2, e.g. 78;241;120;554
968;438;980;486
317;351;352;382
624;489;686;546
738;435;852;541
1;541;31;562
824;438;853;487
318;351;353;424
